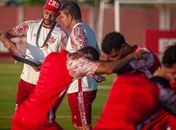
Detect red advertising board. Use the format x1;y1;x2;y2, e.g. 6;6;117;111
145;30;176;58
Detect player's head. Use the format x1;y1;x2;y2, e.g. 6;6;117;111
78;46;100;61
162;44;176;88
60;1;81;28
102;32;129;61
43;0;61;25
162;44;176;67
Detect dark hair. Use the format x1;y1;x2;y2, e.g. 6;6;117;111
101;32;126;54
79;46;99;60
162;44;176;67
61;1;81;20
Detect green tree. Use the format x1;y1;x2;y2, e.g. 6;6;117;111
23;0;46;6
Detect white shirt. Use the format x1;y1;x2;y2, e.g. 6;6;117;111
66;22;99;93
13;19;68;84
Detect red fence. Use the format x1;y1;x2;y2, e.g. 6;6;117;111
0;6;176;56
145;30;176;59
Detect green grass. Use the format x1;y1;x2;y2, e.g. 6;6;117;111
0;62;115;130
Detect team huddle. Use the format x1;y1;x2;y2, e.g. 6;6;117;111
0;0;176;130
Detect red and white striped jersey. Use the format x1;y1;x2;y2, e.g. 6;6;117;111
66;22;99;93
13;19;68;84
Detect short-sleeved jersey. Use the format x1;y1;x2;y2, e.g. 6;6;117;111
129;46;161;78
13;50;99;127
13;19;68;84
66;22;99;93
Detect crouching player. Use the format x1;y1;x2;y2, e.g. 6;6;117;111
93;32;174;130
142;44;176;130
11;46;146;130
93;44;176;130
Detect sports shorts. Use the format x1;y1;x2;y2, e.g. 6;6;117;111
67;90;97;126
16;79;35;107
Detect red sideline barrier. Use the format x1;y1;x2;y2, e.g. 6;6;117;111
0;52;11;57
0;53;13;62
145;30;176;56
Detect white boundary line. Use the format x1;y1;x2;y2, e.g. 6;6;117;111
98;85;111;90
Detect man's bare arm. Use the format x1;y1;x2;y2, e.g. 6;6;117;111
95;50;146;74
0;29;19;52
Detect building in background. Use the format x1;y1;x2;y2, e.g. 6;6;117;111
0;0;176;58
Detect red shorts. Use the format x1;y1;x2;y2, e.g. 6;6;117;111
16;79;35;106
67;90;97;126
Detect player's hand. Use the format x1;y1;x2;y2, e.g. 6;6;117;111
93;74;106;82
5;41;17;52
133;50;148;60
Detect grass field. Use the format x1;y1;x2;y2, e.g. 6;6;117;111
0;62;116;130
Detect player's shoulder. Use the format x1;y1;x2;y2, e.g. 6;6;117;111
74;22;94;35
74;22;85;31
71;22;86;37
20;19;41;28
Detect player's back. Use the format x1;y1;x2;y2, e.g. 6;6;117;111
14;50;73;127
94;74;160;130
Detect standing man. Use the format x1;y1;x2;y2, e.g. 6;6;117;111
11;46;146;130
60;2;100;130
0;0;68;110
